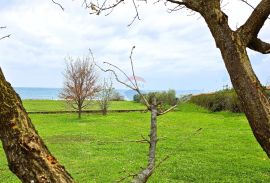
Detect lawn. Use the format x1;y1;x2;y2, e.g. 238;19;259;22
22;100;146;112
0;103;269;182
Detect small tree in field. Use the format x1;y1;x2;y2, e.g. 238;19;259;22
97;78;113;115
60;56;100;118
96;46;182;183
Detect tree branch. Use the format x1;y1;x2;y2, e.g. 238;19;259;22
51;0;64;11
0;26;11;40
157;104;178;116
0;34;11;41
165;0;202;12
248;37;270;54
239;0;270;44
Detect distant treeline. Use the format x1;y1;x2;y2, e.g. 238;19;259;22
190;88;270;113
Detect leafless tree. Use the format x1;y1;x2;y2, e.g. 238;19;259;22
96;78;113;115
68;0;270;158
59;56;100;118
96;46;179;183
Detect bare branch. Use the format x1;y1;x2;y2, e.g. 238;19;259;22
130;46;139;89
82;0;147;25
127;0;141;26
84;0;125;15
157;104;178;116
248;37;270;54
96;138;153;144
240;0;255;9
51;0;64;11
97;62;137;90
165;0;200;12
239;0;270;44
0;34;11;41
0;26;11;41
92;47;151;109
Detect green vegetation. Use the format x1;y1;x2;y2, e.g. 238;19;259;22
190;89;242;113
1;102;270;182
190;88;270;113
22;100;146;112
133;89;177;106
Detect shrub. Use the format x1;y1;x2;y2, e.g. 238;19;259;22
190;89;242;113
133;89;177;106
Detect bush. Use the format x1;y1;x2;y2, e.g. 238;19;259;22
133;89;177;106
190;89;242;113
190;87;270;113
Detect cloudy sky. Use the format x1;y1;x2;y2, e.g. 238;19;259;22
0;0;269;91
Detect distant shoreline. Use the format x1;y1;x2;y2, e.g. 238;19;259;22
14;87;203;100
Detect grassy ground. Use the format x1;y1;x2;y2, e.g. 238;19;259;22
0;103;270;182
22;100;146;112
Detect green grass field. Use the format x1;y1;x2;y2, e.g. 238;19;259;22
22;100;146;112
1;101;270;182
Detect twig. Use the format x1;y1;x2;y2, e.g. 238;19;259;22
0;34;11;40
51;0;64;11
157;104;178;116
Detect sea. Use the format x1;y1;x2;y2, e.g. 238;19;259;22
14;87;202;100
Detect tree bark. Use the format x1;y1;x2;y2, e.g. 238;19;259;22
201;6;270;157
0;68;74;182
78;103;82;119
132;98;158;183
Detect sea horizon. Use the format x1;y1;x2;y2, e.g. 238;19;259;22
14;87;203;100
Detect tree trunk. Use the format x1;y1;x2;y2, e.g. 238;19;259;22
132;98;158;183
102;106;108;116
202;8;270;157
78;105;82;119
0;68;74;183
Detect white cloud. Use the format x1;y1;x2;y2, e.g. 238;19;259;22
0;0;269;91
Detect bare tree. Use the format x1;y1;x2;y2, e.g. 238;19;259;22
69;0;270;158
96;46;179;183
97;78;113;115
60;56;100;118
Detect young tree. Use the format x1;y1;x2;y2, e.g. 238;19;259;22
97;46;179;183
60;56;100;118
97;78;113;115
75;0;270;158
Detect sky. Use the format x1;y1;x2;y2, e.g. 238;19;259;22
0;0;269;91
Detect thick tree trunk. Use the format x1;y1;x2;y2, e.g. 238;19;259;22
0;68;74;182
132;98;158;183
202;8;270;157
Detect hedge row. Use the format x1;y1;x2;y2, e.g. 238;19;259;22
190;88;270;113
190;89;242;113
